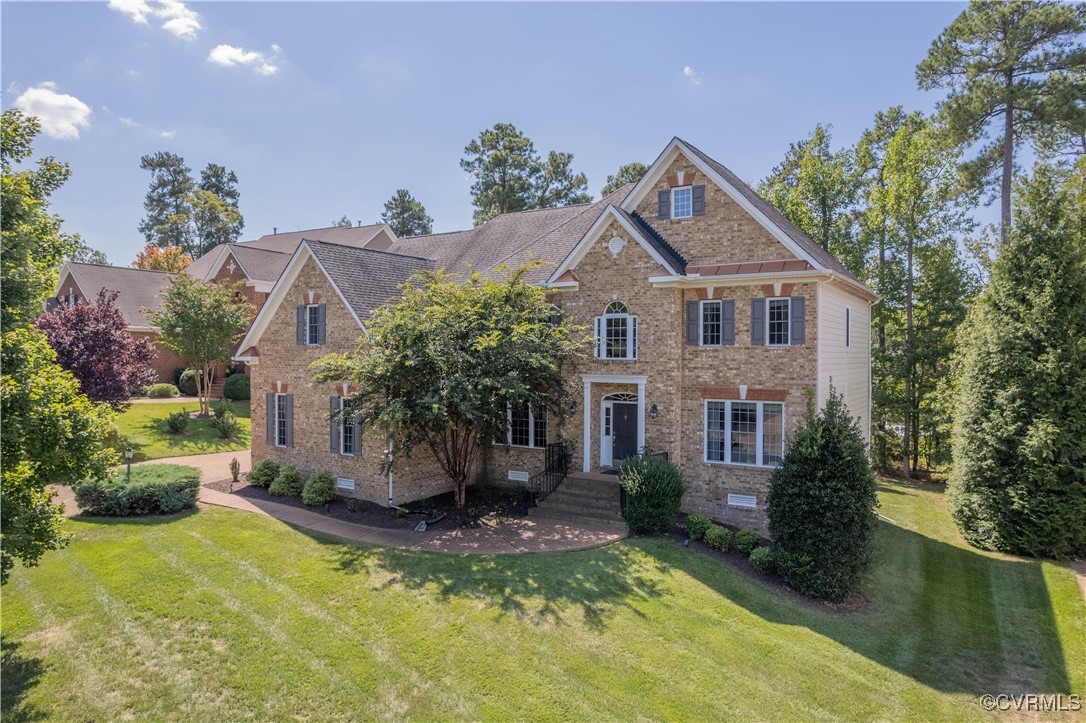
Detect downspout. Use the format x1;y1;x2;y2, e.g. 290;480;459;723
386;438;406;511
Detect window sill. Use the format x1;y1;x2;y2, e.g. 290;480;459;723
702;459;778;470
493;443;546;451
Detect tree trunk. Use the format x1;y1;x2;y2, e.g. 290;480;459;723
1001;76;1014;244
877;220;887;471
903;233;914;480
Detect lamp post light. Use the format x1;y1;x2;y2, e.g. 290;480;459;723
125;446;133;479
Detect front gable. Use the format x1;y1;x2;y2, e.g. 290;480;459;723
53;267;87;304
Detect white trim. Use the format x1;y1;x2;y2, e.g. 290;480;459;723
494;403;547;449
703;398;785;468
727;493;758;509
246;280;275;293
766;297;791;347
335;477;356;491
620;138;829;273
126;325;157;333
580;375;647;472
547;205;681;284
233;241;363;361
338;396;357;456
204;246;248;282
698;299;723;347
817;285;824;408
273;393;288;448
599;392;640;467
650;270;831;288
671;185;693;219
507;470;530;483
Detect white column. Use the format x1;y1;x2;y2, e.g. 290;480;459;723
636;380;646;453
582;378;592;472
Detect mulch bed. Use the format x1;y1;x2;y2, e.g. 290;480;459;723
669;513;869;614
204;479;531;531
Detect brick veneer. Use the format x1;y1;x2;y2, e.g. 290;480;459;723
132;331;187;384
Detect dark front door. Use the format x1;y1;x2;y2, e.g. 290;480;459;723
612;402;638;462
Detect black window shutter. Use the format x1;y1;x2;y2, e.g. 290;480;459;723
296;306;305;344
284;394;294;448
657;189;670;220
692;185;706;216
329;396;339;453
791;297;806;344
751;298;766;346
317;303;327;344
266;393;275;444
685;300;699;345
45;298;59;312
723;300;735;345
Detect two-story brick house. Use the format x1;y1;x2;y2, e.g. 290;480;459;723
235;138;875;533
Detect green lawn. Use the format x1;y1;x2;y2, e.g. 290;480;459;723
2;480;1083;721
115;400;250;461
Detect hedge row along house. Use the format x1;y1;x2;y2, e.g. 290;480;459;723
235;138;875;533
50;223;398;386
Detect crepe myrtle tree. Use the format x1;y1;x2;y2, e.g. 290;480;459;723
312;263;587;507
146;274;253;417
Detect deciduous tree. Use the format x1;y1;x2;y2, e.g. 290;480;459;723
35;289;157;409
133;242;192;271
381;189;433;237
190;188;242;258
313;264;586;507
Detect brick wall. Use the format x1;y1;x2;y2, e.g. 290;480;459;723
132;331;187;384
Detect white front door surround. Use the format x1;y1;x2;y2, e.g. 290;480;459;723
581;374;646;472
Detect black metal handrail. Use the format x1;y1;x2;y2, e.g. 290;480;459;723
529;442;569;505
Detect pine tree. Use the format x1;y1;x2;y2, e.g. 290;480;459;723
197;163;244;244
138;151;195;252
601;162;648;196
381;189;433;237
948;164;1086;558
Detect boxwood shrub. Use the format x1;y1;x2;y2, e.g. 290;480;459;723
165;409;189;434
619;448;686;535
143;383;180;398
269;465;304;497
302;470;335;507
223;373;250;400
247;459;280;488
735;529;760;556
704;525;732;552
177;369;199;396
749;546;775;575
73;464;199;516
685;514;711;541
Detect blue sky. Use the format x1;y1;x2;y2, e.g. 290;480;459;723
3;1;969;265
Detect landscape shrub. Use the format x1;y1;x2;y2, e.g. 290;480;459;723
735;529;760;556
143;383;180;399
704;525;732;552
302;471;335;506
685;514;711;541
211;399;231;420
177;368;199;396
213;410;241;439
767;388;878;601
247;459;280;488
269;465;304;496
73;464;199;516
619;448;686;535
172;367;186;386
223;373;250;400
749;546;775;575
165;409;189;435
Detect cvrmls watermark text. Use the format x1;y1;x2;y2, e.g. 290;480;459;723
979;694;1081;712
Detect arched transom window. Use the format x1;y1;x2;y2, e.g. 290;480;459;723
594;301;638;360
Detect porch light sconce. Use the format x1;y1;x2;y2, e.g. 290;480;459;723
650;404;659;420
570;399;577;413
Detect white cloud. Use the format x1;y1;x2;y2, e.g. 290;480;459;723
119;116;139;127
13;82;92;140
160;130;176;139
109;0;201;41
208;44;281;76
683;66;703;87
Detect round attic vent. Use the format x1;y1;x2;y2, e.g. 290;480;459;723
607;236;625;257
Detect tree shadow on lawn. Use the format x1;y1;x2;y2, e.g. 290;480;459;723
654;516;1076;698
1;640;46;722
72;508;201;526
325;538;667;630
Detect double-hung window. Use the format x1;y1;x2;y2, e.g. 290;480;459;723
704;400;785;467
274;394;289;448
671;186;693;218
339;397;357;456
594;301;638;360
306;304;321;345
766;298;790;346
495;403;547;448
701;300;722;346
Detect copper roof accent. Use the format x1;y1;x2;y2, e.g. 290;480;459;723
685;259;814;277
553;270;580;284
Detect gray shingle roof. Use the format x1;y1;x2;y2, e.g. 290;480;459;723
677;138;863;284
229;244;292;282
243;223;388;254
306;240;434;320
62;263;175;328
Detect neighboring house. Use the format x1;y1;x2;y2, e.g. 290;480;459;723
235;138;875;534
48;223;399;384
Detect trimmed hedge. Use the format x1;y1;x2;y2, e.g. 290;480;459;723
749;546;775;575
619;449;686;535
224;374;250;400
704;525;732;552
73;464;199;516
247;459;280;487
144;383;180;398
685;514;711;541
302;471;335;507
735;529;760;556
269;465;304;497
177;369;199;396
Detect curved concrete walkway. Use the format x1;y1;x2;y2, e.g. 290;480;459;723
57;450;626;554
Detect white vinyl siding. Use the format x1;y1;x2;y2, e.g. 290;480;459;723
704;400;785;468
817;284;871;444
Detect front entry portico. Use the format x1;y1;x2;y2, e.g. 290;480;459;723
581;374;646;472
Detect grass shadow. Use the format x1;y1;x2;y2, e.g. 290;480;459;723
325;537;667;630
71;508;200;526
1;640;46;722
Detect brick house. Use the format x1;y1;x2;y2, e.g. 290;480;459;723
50;223;398;384
235;138;875;533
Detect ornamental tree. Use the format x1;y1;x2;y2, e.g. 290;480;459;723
146;274;253;417
312;264;586;507
133;241;192;271
35;289;157;409
948;165;1086;558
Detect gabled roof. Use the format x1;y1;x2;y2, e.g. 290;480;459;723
184;243;293;284
57;263;175;330
387;185;634;285
241;223;393;255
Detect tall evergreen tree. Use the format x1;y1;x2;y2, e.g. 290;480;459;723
198;162;244;243
332;215;354;228
138;151;195;252
532;151;591;209
190;188;242;258
381;189;433;237
948;165;1086;558
917;0;1086;242
601;162;648;196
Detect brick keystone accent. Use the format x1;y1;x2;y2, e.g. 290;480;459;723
701;386;788;401
301;290;322;304
272;381;288;393
667;170;696;188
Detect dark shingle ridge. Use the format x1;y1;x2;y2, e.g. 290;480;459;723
69;262;174;275
303;238;432;263
626;210;688;273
